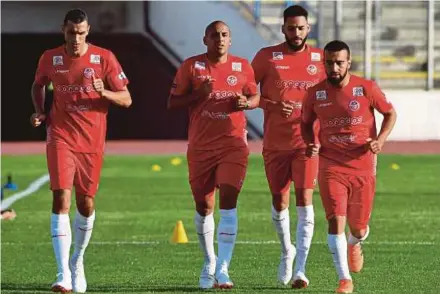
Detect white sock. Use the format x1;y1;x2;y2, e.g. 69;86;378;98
72;210;95;263
348;225;370;245
217;208;238;270
194;212;216;264
271;206;292;254
294;205;314;278
328;234;352;280
51;213;72;275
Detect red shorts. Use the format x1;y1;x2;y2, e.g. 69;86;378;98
318;169;376;230
263;149;318;194
187;147;249;201
46;146;103;196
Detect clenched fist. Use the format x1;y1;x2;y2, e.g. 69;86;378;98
30;113;46;127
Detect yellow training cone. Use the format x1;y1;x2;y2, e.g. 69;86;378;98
151;164;162;172
171;157;182;166
170;220;189;244
391;163;400;170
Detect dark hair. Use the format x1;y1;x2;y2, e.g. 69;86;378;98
64;9;88;25
205;20;230;36
324;40;351;58
283;5;308;22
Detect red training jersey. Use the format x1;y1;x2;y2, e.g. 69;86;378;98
302;75;394;176
252;43;326;150
170;53;257;150
34;44;129;153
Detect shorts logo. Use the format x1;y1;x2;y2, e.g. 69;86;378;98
227;75;238;86
118;71;127;80
232;62;242;72
83;68;95;79
195;61;206;70
348;100;360;111
316;90;327;100
272;52;283;60
53;56;63;66
90;54;101;64
313;179;317;186
307;64;317;75
311;52;321;61
353;87;364;96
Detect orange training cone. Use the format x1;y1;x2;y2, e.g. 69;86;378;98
170;220;189;244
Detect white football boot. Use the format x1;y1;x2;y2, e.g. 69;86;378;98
278;244;296;285
199;258;216;289
215;261;233;289
51;272;72;293
70;256;87;293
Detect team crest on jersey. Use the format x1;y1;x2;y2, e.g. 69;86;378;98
307;64;318;75
195;61;206;70
83;68;95;79
348;100;360;111
90;54;101;64
316;90;327;100
272;52;283;60
353;87;364;96
232;62;242;72
311;52;321;61
53;56;63;66
226;75;238;86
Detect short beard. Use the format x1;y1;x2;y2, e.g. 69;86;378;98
327;69;348;86
285;35;308;52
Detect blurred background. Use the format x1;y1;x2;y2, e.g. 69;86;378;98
2;0;440;143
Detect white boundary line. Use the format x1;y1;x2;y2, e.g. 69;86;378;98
1;240;436;246
1;174;50;210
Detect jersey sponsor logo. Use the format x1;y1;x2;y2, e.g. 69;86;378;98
232;62;242;72
348;100;360;111
201;110;229;120
195;61;206;70
53;56;63;66
322;116;363;128
227;75;238;86
318;102;333;108
307;64;318;75
272;52;283;60
311;52;321;61
118;71;127;80
328;134;356;143
275;79;315;89
353;87;364;96
316;90;327;100
275;65;290;70
90;54;101;64
209;90;236;100
55;84;94;93
83;68;95;79
66;103;92;112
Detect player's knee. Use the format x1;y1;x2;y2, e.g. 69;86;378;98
272;192;290;211
52;189;71;214
218;184;239;209
76;195;95;217
294;188;313;206
195;200;214;216
328;215;346;234
349;225;369;240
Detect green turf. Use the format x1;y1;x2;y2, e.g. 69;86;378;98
1;155;440;293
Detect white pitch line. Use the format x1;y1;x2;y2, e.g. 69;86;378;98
1;240;436;246
1;174;50;210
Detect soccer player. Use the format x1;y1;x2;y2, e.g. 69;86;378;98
30;9;132;293
168;20;259;289
251;5;326;288
301;40;397;293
